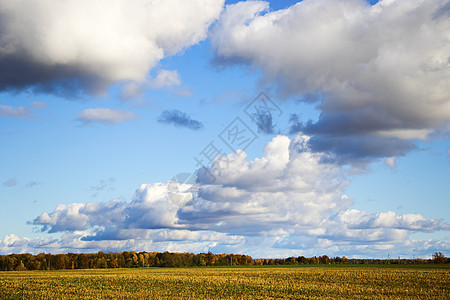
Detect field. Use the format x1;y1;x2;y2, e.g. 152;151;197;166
1;265;449;299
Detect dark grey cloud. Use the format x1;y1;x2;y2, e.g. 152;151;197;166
158;109;204;130
285;106;420;164
308;135;415;165
0;54;102;97
288;114;302;135
305;109;400;137
252;110;275;134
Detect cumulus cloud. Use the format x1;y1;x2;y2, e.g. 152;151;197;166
24;134;449;257
32;200;127;233
0;231;244;255
0;0;224;96
32;182;188;234
77;108;136;125
211;0;450;162
326;210;450;243
158;109;204;130
187;135;351;234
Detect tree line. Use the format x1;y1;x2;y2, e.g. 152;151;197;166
0;251;447;271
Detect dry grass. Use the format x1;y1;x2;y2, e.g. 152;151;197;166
1;265;449;299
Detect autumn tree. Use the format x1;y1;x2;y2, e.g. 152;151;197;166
432;252;446;264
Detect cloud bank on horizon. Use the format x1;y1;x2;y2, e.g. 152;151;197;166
1;134;448;257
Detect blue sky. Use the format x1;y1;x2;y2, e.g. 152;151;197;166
0;0;449;258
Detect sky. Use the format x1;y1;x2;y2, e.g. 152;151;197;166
0;0;449;259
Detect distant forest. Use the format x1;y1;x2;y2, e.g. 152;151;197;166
0;251;447;271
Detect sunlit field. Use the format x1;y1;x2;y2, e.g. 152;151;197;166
1;265;449;299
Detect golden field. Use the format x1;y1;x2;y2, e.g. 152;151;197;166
1;265;449;299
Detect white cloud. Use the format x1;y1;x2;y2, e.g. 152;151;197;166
119;69;182;101
0;0;224;95
332;209;449;233
185;135;352;234
35;203;90;233
0;230;244;255
0;102;47;118
0;105;30;118
22;134;449;257
147;70;181;89
32;183;186;234
384;157;396;169
211;0;450;161
77;108;136;125
0;234;31;250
